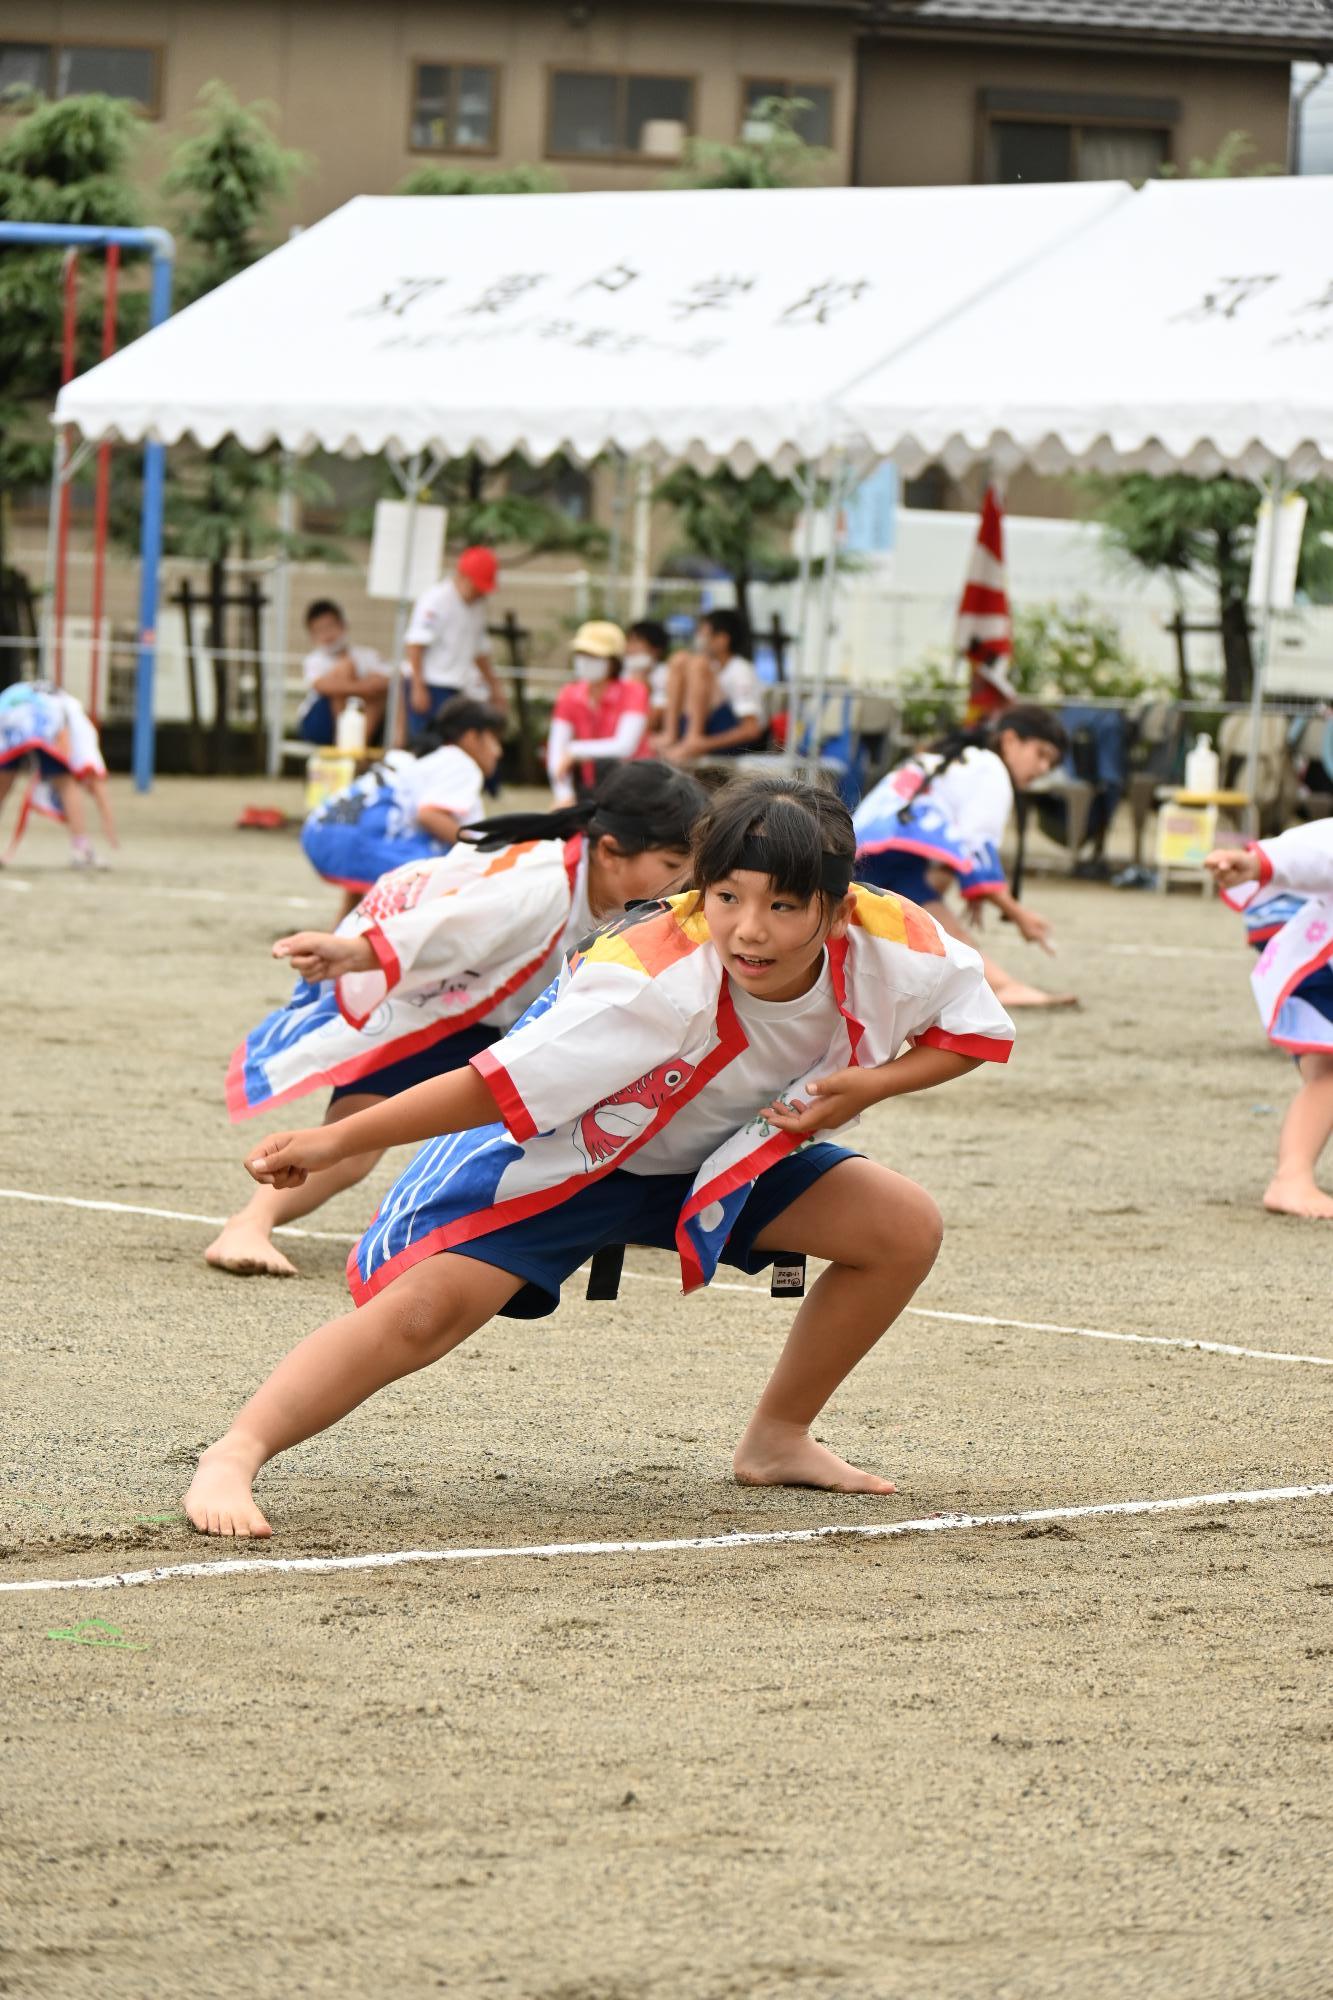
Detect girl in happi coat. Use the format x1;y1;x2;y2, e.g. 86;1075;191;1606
1207;821;1333;1219
301;695;505;916
0;683;116;868
184;773;1015;1537
206;760;708;1277
852;704;1075;1008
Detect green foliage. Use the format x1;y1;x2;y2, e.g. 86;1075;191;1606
653;464;803;623
1009;601;1156;702
898;601;1157;736
396;162;560;196
0;95;146;560
1158;130;1282;180
667;96;833;191
163;82;306;298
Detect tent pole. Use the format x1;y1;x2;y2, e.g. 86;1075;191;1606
786;465;818;770
385;452;423;751
1243;463;1287;835
606;449;627;620
40;428;67;683
629;459;653;620
807;451;848;769
267;450;296;778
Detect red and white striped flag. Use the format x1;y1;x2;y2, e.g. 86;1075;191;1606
957;485;1016;725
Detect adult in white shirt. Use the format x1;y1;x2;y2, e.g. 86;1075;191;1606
403;546;505;736
298;599;390;745
654;609;766;765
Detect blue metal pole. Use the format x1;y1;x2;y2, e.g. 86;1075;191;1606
0;221;175;790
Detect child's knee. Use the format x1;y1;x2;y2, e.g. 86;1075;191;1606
882;1183;944;1277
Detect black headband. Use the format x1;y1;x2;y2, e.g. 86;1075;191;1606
735;835;853;900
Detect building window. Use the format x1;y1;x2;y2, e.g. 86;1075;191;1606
409;62;498;153
0;41;160;112
989;119;1167;183
981;90;1175;185
741;79;833;149
548;71;693;160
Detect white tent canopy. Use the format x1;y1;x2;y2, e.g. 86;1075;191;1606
55;182;1129;471
837;175;1333;482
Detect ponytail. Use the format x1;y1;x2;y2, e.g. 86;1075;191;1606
897;702;1067;820
464;758;708;856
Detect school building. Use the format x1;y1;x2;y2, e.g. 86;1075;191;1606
4;1;1333;223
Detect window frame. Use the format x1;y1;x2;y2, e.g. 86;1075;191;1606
976;88;1176;184
544;64;697;165
737;74;837;149
406;56;501;158
0;37;165;117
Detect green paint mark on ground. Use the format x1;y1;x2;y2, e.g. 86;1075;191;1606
47;1618;146;1651
137;1513;184;1524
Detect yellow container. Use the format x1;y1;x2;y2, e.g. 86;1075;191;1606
305;749;358;812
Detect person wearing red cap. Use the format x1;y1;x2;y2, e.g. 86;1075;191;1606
402;546;504;736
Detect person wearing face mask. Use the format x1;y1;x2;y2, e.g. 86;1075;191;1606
546;620;652;807
623;620;673;731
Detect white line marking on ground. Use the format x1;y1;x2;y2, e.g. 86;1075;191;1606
1103;944;1238;961
2;878;318;910
625;1267;1333;1367
5;1186;1333;1369
3;1485;1329;1596
1;878;33;893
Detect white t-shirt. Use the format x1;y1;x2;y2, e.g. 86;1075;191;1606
921;745;1014;852
404;579;491;696
299;643;385;721
712;654;764;725
488;848;596;1030
390;745;487;834
625;958;840;1176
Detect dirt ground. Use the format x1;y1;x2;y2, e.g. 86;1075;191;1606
1;777;1330;2000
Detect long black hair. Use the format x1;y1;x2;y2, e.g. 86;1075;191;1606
897;702;1068;820
464;759;708;855
691;773;855;910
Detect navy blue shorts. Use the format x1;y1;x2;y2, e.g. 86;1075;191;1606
330;1021;500;1103
299;695;337;746
855;848;943;906
450;1140;858;1319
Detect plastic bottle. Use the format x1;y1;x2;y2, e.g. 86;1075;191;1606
1184;732;1219;795
336;697;367;753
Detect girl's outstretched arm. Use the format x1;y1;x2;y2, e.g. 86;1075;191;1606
764;1046;980;1136
246;1065;501;1187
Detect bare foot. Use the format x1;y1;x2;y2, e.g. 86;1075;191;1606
989;980;1080;1009
183;1440;272;1538
1263;1174;1333;1220
204;1217;299;1278
733;1420;896;1494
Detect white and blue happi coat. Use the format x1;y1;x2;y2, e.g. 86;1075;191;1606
229;835;586;1117
852;745;1012;899
349;886;1015;1306
1223;822;1333;1057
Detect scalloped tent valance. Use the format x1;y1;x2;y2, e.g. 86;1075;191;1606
53;181;1129;472
835;175;1333;482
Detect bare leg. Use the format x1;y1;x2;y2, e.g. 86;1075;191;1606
184;1252;523;1536
682;655;716;741
87;776;118;849
733;1157;943;1494
654;650;693;748
932;894;1077;1009
205;1092;388;1277
0;767;16;849
50;773;90;854
1265;1052;1333;1219
360;688;387;744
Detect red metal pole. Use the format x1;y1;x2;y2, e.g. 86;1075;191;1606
53;249;79;688
88;243;120;726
